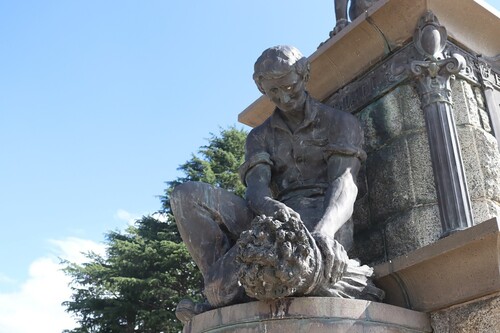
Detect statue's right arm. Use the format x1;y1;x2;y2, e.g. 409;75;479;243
245;164;300;220
241;127;300;219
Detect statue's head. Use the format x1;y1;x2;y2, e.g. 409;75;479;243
253;45;310;113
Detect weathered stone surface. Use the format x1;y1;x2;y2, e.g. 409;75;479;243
431;293;500;333
399;84;425;132
357;85;423;153
457;126;487;200
457;125;500;205
479;108;492;132
406;132;436;205
474;129;500;203
352;194;370;232
472;200;500;226
349;228;386;266
384;205;441;259
366;138;413;224
183;297;432;333
452;79;482;128
358;89;404;153
352;165;370;232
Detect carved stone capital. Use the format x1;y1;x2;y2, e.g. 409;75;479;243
411;12;465;107
411;56;465;108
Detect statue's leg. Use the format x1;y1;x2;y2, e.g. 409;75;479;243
331;0;349;36
171;181;254;307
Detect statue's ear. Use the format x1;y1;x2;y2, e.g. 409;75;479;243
303;62;311;83
303;72;310;83
256;82;266;95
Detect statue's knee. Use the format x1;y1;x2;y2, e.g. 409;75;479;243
171;181;198;216
171;181;214;219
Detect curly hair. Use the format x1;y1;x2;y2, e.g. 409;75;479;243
253;45;310;94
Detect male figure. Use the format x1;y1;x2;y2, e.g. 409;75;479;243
171;46;377;321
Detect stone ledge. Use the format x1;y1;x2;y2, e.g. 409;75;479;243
374;217;500;312
183;297;431;333
238;0;500;127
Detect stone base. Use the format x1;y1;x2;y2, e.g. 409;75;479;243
182;297;431;333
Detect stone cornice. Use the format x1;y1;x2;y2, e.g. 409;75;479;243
238;0;500;127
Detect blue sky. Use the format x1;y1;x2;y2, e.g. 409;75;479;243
0;1;499;332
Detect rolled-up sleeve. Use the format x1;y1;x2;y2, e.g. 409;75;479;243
238;152;273;185
324;142;367;162
238;127;273;186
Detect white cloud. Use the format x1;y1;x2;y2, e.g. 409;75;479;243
151;211;168;222
114;208;140;225
114;209;168;225
0;238;106;333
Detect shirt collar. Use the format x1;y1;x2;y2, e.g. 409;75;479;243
269;94;318;132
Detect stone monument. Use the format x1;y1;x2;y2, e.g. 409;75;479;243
174;0;500;332
238;0;500;332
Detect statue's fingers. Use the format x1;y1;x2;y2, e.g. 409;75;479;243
321;240;334;281
331;241;347;283
290;210;301;221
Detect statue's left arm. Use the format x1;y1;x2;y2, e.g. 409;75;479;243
313;155;361;237
311;111;366;283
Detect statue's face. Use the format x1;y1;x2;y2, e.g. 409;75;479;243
259;70;307;113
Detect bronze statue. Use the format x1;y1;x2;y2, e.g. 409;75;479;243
171;45;383;323
332;0;377;36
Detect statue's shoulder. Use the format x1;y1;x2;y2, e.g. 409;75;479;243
312;98;364;144
312;98;361;128
246;114;273;147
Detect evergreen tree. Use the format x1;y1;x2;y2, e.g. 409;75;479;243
161;126;247;211
63;127;247;333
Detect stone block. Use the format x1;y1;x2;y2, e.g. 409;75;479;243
359;89;404;153
431;293;500;333
366;138;413;224
353;194;371;232
457;126;486;199
472;199;500;226
399;84;425;132
407;132;436;205
474;86;486;110
479;107;492;133
350;228;385;266
384;205;441;259
451;79;482;128
474;129;500;203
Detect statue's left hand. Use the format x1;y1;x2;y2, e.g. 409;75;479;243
311;233;348;284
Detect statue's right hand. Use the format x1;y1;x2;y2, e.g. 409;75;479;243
273;204;301;222
262;198;300;222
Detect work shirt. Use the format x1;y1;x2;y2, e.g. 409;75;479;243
239;94;365;210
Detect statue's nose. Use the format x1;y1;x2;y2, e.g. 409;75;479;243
280;92;291;104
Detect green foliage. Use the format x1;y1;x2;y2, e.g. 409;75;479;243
162;126;247;211
63;216;202;333
63;126;247;333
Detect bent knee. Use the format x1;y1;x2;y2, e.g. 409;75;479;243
171;181;214;213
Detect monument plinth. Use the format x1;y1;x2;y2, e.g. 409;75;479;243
183;297;431;333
